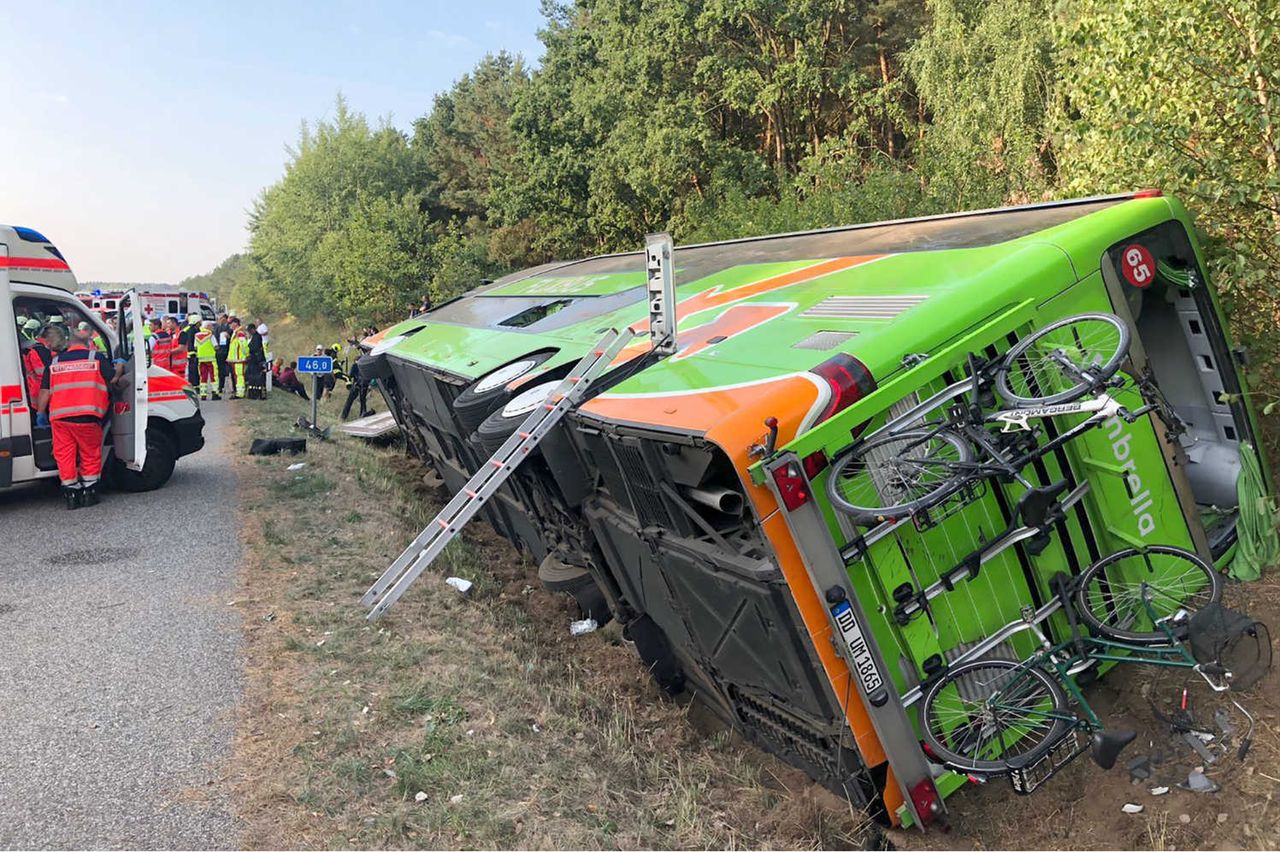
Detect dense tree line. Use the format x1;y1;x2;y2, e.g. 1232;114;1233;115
201;0;1277;372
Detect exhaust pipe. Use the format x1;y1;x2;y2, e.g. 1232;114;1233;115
684;486;744;517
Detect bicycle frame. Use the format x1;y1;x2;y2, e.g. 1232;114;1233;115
932;586;1230;785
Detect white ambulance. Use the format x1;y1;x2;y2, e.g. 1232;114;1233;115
75;286;217;323
2;224;205;492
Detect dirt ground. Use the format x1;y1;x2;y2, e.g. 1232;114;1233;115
229;388;1280;850
228;392;871;849
899;580;1280;852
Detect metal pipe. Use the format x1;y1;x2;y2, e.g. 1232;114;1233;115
684;486;744;517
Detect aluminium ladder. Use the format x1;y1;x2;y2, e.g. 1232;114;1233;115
362;326;636;619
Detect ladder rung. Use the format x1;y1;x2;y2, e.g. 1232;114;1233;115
364;324;636;619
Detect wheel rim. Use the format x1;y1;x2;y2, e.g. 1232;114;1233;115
500;381;556;418
832;431;967;517
1079;548;1216;638
1001;316;1126;404
925;663;1062;770
475;359;538;394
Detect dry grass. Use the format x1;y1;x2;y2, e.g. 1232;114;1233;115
228;389;874;849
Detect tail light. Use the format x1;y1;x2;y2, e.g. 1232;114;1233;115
811;353;877;426
1132;188;1163;198
908;777;945;826
770;461;810;510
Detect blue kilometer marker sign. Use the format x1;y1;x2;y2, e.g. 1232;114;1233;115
297;356;334;374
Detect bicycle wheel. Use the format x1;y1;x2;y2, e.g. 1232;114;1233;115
1075;545;1222;645
996;313;1131;407
827;428;973;524
920;659;1071;774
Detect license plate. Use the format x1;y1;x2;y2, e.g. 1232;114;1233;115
830;600;884;696
1009;727;1087;794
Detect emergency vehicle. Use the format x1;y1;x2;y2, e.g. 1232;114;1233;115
76;286;217;323
3;225;205;492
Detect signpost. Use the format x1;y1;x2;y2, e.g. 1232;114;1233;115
297;355;333;432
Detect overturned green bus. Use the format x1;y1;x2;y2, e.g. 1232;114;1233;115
360;192;1274;826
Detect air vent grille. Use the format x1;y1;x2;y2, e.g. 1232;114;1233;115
792;330;857;351
800;295;928;320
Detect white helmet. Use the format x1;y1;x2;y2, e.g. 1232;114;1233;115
188;313;201;323
257;323;269;335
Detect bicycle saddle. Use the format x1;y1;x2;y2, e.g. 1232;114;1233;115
1090;728;1137;769
1015;479;1070;529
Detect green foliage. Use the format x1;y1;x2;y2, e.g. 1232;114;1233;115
906;0;1056;206
248;95;430;324
414;52;529;222
177;253;249;304
1054;0;1280;354
196;0;1279;414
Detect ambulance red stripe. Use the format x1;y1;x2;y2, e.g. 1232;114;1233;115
0;256;71;270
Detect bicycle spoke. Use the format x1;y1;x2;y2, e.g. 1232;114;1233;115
832;430;970;518
998;314;1129;406
1078;547;1219;642
924;662;1063;768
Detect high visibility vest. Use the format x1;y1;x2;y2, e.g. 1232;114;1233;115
170;333;187;366
228;332;249;363
151;332;175;374
48;345;110;421
194;331;217;362
22;340;51;403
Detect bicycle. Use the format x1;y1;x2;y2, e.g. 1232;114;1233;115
827;312;1179;526
915;545;1270;793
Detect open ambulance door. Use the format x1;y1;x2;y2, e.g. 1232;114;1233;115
110;290;149;471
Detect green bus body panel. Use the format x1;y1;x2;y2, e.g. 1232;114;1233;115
387;258;820;381
483;270;648;297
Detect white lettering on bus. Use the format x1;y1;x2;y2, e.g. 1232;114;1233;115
1105;417;1156;537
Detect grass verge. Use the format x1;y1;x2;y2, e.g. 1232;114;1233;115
230;389;873;849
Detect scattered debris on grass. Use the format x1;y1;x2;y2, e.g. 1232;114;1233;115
230;390;875;849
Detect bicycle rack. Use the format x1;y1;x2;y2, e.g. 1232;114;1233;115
892;483;1091;625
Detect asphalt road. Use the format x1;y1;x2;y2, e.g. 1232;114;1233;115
0;402;241;849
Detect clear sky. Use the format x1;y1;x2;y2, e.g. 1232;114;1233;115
1;1;546;284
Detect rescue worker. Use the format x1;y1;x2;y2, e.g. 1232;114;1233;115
179;312;201;387
257;323;272;393
78;321;108;354
227;319;249;399
214;313;232;398
194;320;219;400
246;323;266;399
144;317;163;366
37;328;112;509
23;323;62;428
340;355;375;421
150;317;174;373
164;315;186;376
